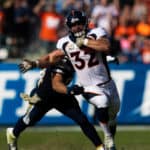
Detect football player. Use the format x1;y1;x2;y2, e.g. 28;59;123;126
16;10;120;150
53;10;120;150
6;57;105;150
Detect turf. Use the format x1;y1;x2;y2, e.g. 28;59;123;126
1;127;150;150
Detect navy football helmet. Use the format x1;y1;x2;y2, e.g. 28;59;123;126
66;10;88;38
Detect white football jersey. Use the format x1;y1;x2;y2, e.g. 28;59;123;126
56;27;111;86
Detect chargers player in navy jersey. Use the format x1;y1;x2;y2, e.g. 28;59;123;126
6;57;105;150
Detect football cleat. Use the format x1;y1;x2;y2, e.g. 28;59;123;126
6;128;18;150
96;144;105;150
104;135;116;150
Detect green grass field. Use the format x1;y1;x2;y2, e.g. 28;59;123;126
0;126;150;150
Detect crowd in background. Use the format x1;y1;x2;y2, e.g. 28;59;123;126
0;0;150;64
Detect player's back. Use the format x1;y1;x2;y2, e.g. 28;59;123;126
34;57;75;99
35;67;54;99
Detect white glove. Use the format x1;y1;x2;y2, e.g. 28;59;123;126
20;93;41;104
76;37;89;47
76;37;85;47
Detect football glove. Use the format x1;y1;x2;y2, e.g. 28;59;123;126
19;59;38;73
20;93;41;104
67;85;84;95
76;37;84;47
76;37;89;48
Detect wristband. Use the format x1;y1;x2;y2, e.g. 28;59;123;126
83;39;89;46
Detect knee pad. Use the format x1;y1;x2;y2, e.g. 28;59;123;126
96;108;109;123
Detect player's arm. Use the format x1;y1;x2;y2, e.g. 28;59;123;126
77;36;110;53
52;73;68;94
52;73;84;96
84;36;110;52
19;50;64;73
38;50;64;68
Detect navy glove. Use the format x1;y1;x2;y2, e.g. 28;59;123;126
67;85;84;95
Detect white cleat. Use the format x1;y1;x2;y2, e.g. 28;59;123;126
104;135;116;150
96;144;105;150
6;128;17;150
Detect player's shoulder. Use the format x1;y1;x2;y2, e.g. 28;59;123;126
58;35;69;43
87;27;107;39
53;57;74;74
57;35;70;49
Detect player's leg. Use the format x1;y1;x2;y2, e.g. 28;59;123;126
6;101;50;150
86;93;116;150
110;81;120;139
55;94;105;150
106;80;120;150
108;119;117;139
96;107;115;150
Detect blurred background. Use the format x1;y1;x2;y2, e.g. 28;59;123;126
0;0;149;63
0;0;150;125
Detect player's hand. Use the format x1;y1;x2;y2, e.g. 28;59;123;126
19;59;37;73
76;37;84;47
67;85;84;95
20;93;41;104
75;34;87;47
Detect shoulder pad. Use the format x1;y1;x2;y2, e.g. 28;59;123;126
53;57;74;74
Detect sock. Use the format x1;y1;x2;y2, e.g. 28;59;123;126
99;122;111;137
108;120;117;138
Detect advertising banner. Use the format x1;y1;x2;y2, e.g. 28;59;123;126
0;63;150;125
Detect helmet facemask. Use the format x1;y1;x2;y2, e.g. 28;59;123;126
73;26;86;38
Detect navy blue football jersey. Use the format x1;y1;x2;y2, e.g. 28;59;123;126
30;57;74;99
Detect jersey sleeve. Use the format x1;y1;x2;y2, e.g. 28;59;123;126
88;27;108;40
56;38;63;49
56;36;68;49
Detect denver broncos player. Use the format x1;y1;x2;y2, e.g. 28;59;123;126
54;11;120;150
6;57;104;150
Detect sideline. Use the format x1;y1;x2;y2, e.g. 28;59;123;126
10;125;150;132
2;125;149;132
